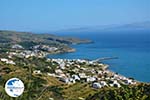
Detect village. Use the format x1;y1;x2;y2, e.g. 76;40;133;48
7;44;59;58
0;28;149;99
0;45;138;89
45;58;137;89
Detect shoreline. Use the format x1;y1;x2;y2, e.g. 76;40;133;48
46;43;141;85
45;58;139;89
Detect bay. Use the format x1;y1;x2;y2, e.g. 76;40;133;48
48;30;150;82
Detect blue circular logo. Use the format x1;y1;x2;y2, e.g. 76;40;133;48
5;78;24;97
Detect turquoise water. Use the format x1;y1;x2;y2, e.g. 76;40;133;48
48;31;150;82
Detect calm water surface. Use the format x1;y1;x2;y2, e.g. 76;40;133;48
48;31;150;82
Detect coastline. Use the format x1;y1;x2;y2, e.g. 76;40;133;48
47;33;150;82
0;36;149;100
46;42;140;84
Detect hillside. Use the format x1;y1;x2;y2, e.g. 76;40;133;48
0;30;91;54
0;56;150;100
0;30;91;44
0;30;150;100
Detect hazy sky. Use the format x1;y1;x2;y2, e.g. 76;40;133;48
0;0;149;32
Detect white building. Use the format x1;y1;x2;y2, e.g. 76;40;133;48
109;80;121;88
92;82;102;89
79;73;87;78
100;81;108;87
59;77;69;83
12;44;24;49
0;58;16;65
72;74;80;81
33;70;41;74
86;77;96;82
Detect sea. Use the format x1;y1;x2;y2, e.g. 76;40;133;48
48;30;150;82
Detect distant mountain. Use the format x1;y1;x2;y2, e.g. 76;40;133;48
57;21;150;33
111;21;150;31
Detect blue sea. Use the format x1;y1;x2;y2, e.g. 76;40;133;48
48;30;150;82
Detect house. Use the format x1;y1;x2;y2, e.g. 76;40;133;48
7;60;16;65
86;77;96;82
79;73;87;78
55;69;63;74
0;58;16;65
12;44;24;49
89;61;94;64
72;74;80;81
49;98;54;100
78;97;85;100
8;55;12;58
124;79;135;85
74;64;80;68
92;82;102;89
90;69;96;74
109;80;121;88
113;83;121;88
0;58;8;62
100;81;108;87
59;62;65;69
33;70;41;74
59;77;69;83
47;47;58;52
47;73;56;77
69;78;76;83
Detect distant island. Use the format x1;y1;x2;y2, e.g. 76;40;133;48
0;30;150;100
57;21;150;33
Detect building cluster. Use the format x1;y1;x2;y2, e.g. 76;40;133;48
12;44;24;49
0;58;16;65
8;44;60;58
32;45;58;52
8;50;47;58
3;44;137;89
40;58;137;89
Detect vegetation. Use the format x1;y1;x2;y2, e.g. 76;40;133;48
0;30;91;48
0;57;150;100
0;30;150;100
86;84;150;100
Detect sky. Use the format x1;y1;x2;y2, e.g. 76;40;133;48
0;0;149;32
